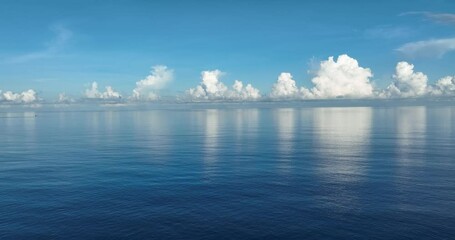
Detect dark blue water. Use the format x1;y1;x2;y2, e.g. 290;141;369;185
1;105;454;239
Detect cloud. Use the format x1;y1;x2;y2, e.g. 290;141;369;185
424;12;455;25
397;12;455;59
302;54;374;99
6;53;455;103
268;55;455;100
397;38;455;58
428;76;455;96
229;80;261;100
0;89;38;103
402;12;455;26
57;93;75;103
85;82;122;99
382;61;428;98
132;65;173;100
8;25;72;63
364;26;413;39
188;70;228;99
187;70;260;100
270;72;300;98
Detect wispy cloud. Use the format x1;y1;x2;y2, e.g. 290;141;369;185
396;37;455;58
397;12;455;58
8;24;72;63
401;11;455;26
364;26;413;40
424;12;455;25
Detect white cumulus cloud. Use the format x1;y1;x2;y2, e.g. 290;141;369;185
57;93;75;103
132;65;173;101
302;54;374;99
428;76;455;96
270;72;300;98
0;89;38;103
85;82;122;99
229;80;261;100
187;70;227;99
187;70;261;100
383;62;428;98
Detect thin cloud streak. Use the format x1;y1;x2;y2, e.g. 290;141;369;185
396;38;455;58
7;25;72;64
364;26;414;40
401;11;455;26
397;11;455;59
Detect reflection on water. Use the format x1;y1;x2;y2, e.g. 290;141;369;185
133;111;170;159
234;109;259;153
427;107;455;161
393;107;428;212
235;109;244;139
312;107;372;214
275;108;296;157
395;107;426;165
23;112;36;150
436;107;455;136
274;108;296;173
204;109;219;165
235;109;259;138
104;111;117;135
88;112;101;146
313;107;372;182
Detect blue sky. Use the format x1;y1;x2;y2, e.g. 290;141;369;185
1;0;455;100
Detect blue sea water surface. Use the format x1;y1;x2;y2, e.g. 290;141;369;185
1;104;454;239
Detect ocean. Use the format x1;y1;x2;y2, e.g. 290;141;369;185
1;103;454;239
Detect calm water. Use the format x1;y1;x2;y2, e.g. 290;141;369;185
1;105;454;239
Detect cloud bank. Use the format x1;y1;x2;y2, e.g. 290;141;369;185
267;54;455;100
187;70;261;100
5;54;455;104
270;54;374;99
132;65;173;101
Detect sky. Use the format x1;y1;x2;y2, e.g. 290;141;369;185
0;0;455;102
